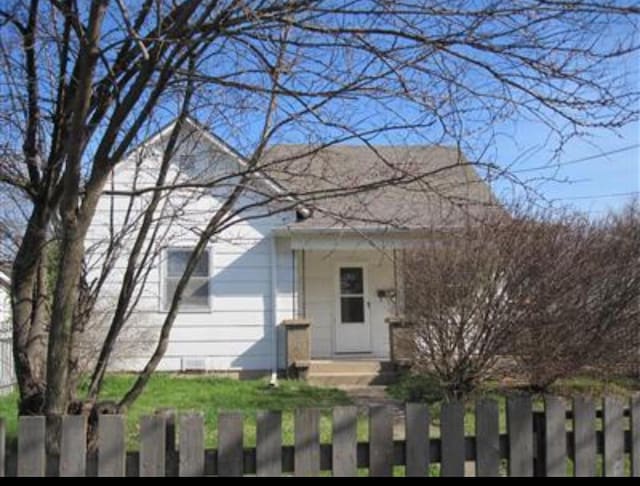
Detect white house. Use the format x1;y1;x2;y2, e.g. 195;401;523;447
0;271;15;392
89;118;496;382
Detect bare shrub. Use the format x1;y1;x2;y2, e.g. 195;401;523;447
403;201;640;396
514;202;640;388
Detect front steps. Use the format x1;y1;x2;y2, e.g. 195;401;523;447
305;359;397;386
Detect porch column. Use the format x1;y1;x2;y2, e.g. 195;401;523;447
385;315;413;369
282;318;311;378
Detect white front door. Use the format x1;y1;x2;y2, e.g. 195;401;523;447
335;265;371;353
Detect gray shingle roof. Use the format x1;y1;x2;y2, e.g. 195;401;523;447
263;144;500;231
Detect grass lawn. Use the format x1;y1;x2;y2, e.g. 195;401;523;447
0;374;352;448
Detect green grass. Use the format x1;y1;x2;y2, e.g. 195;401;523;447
0;374;352;448
389;371;639;405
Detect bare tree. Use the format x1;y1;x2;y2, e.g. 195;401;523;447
0;1;637;420
403;201;640;397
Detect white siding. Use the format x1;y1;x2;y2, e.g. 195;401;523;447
0;277;15;392
86;127;296;372
0;284;9;329
303;249;396;359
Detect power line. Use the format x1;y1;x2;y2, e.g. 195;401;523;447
512;144;640;174
552;190;639;201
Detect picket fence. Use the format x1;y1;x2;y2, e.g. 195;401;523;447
1;395;639;477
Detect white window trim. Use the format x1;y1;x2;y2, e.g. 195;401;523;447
160;246;213;313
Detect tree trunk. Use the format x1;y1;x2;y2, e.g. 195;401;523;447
44;225;84;416
12;204;50;414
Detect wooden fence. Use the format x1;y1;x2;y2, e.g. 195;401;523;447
1;395;639;477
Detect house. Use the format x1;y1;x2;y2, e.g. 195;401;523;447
89;118;496;383
0;271;15;393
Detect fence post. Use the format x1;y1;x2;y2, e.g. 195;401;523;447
295;408;320;476
18;416;46;477
475;399;500;477
441;400;465;477
140;415;166;477
507;396;533;477
405;403;429;477
218;412;244;476
332;406;358;477
98;415;126;477
60;415;86;477
256;411;282;477
544;396;566;477
369;406;394;477
179;413;205;477
603;396;624;477
573;397;596;477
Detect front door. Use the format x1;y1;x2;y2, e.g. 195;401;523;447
335;266;371;353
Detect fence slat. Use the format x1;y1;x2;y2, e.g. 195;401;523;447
60;415;86;476
294;408;320;476
369;406;393;477
544;396;566;477
256;411;281;477
0;418;5;477
218;413;244;476
98;415;125;477
507;396;533;477
140;416;166;477
405;403;429;477
18;416;45;477
573;397;596;477
603;396;624;477
332;406;357;477
179;414;204;477
441;400;465;477
632;394;640;478
476;399;500;477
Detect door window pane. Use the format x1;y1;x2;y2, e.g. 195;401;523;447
340;267;363;294
341;296;364;323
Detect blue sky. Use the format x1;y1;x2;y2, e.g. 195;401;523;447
490;119;639;218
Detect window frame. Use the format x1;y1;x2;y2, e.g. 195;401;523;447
161;246;212;313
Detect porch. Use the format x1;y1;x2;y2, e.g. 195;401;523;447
296;247;400;360
277;230;418;384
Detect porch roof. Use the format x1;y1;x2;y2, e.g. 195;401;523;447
273;226;428;250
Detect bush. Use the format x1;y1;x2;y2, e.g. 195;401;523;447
387;372;446;404
403;201;640;395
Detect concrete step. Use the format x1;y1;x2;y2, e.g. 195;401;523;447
307;359;394;374
306;371;398;387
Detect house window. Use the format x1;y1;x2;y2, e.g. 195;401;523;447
165;248;210;311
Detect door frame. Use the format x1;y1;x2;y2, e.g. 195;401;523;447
333;261;372;354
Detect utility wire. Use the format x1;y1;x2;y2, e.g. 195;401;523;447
512;144;640;174
552;190;639;201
